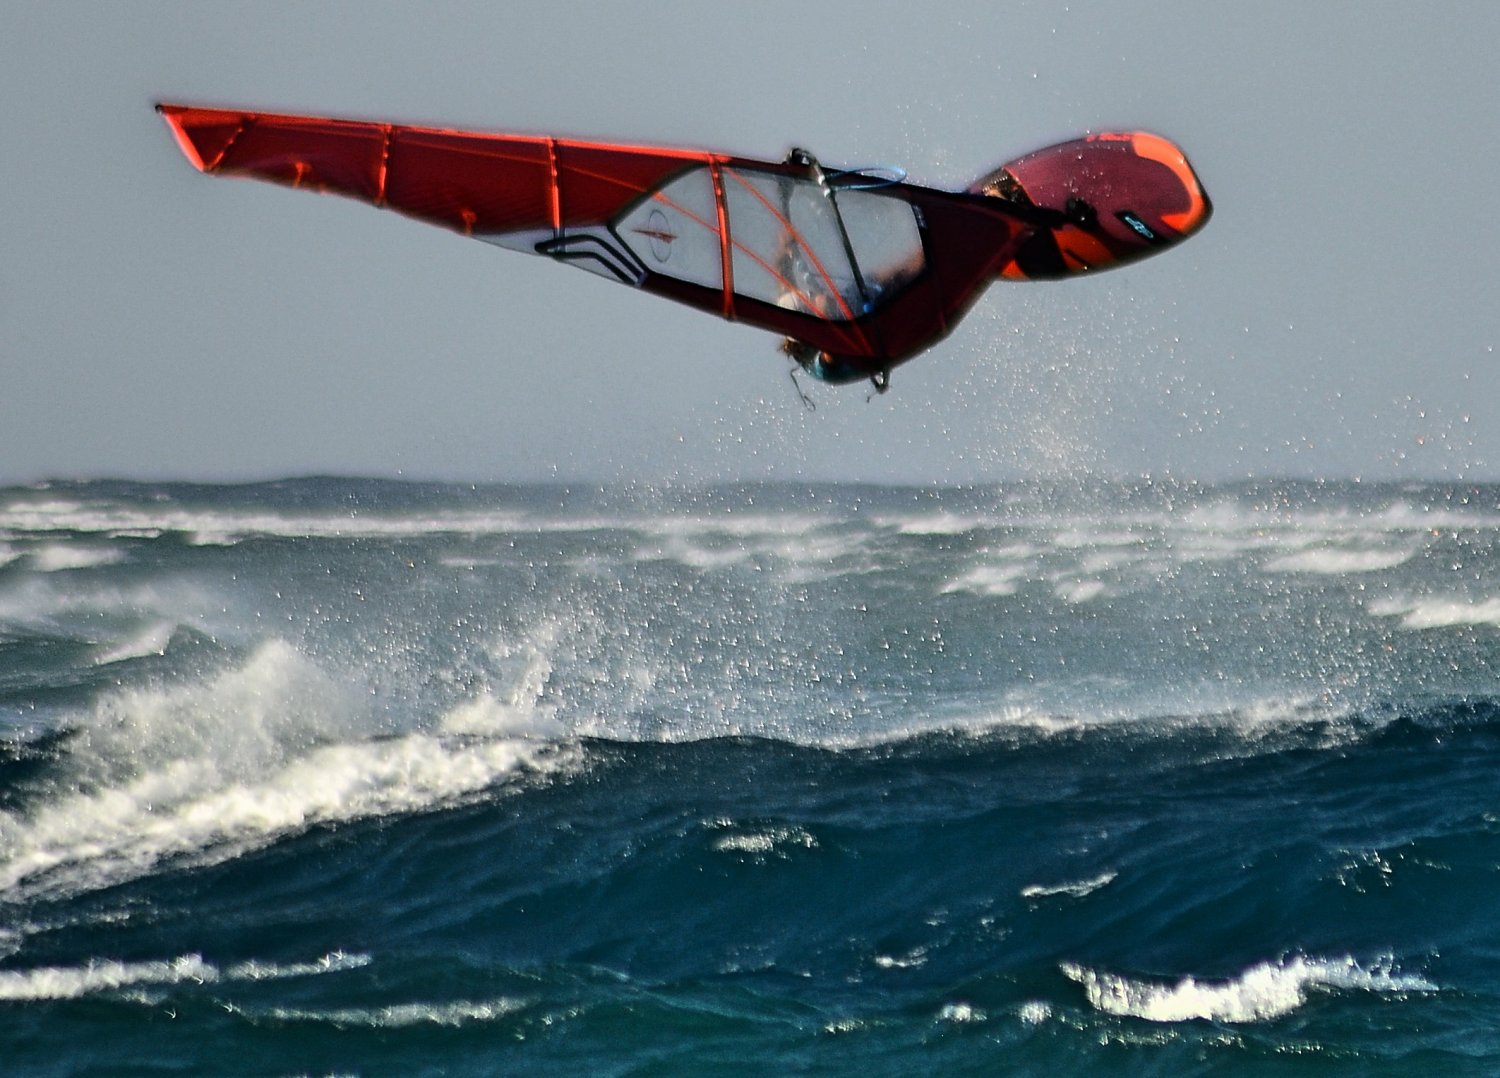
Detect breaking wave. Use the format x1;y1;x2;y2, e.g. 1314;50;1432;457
0;950;369;1002
0;640;574;901
1062;954;1437;1024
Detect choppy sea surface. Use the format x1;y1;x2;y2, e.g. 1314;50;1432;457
2;477;1499;1075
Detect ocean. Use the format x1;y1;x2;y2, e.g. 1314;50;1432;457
2;477;1498;1075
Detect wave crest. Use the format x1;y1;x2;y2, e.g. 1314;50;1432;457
1062;954;1436;1024
0;640;575;901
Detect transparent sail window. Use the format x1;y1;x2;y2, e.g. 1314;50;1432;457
722;167;924;321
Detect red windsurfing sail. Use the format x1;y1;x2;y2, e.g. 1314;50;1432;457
158;105;1210;387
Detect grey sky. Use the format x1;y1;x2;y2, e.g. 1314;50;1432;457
4;1;1498;484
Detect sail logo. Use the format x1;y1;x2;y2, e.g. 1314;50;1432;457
633;209;677;262
1116;210;1159;242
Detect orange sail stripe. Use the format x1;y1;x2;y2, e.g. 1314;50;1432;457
1127;132;1209;234
374;126;391;206
709;162;735;319
546;139;561;234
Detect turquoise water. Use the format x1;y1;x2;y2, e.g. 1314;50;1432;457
2;479;1497;1074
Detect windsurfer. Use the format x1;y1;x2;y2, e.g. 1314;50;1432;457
780;337;889;393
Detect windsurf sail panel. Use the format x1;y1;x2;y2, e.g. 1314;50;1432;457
157;104;1210;386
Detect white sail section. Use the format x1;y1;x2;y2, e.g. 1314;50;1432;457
615;168;724;291
616;165;925;321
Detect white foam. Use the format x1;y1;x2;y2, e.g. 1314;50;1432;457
874;948;928;970
640;533;756;572
0;954;216;1001
0;576;224;640
875;510;990;536
632;513;858;580
0;950;371;1002
1370;595;1500;630
830;683;1361;753
258;997;528;1028
28;544;125;572
812;702;1087;750
708;820;816;857
1177;498;1259;536
1361;498;1500;534
1;493;764;548
1076;548;1148;574
1170;530;1275;563
822;1017;868;1035
1054;528;1142;550
93;620;176;665
0;496;542;546
1017;1000;1052;1025
0;640;574;900
1265;546;1413;574
1021;871;1117;900
713;832;778;854
1056;579;1108;604
226;951;372;981
940;563;1031;597
438;633;563;740
1062;954;1435;1024
937;1001;986;1023
439;692;564;740
0;731;565;899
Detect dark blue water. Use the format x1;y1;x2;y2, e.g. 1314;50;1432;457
3;479;1499;1074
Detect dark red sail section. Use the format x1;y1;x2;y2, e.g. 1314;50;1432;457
157;105;708;238
383;131;555;236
